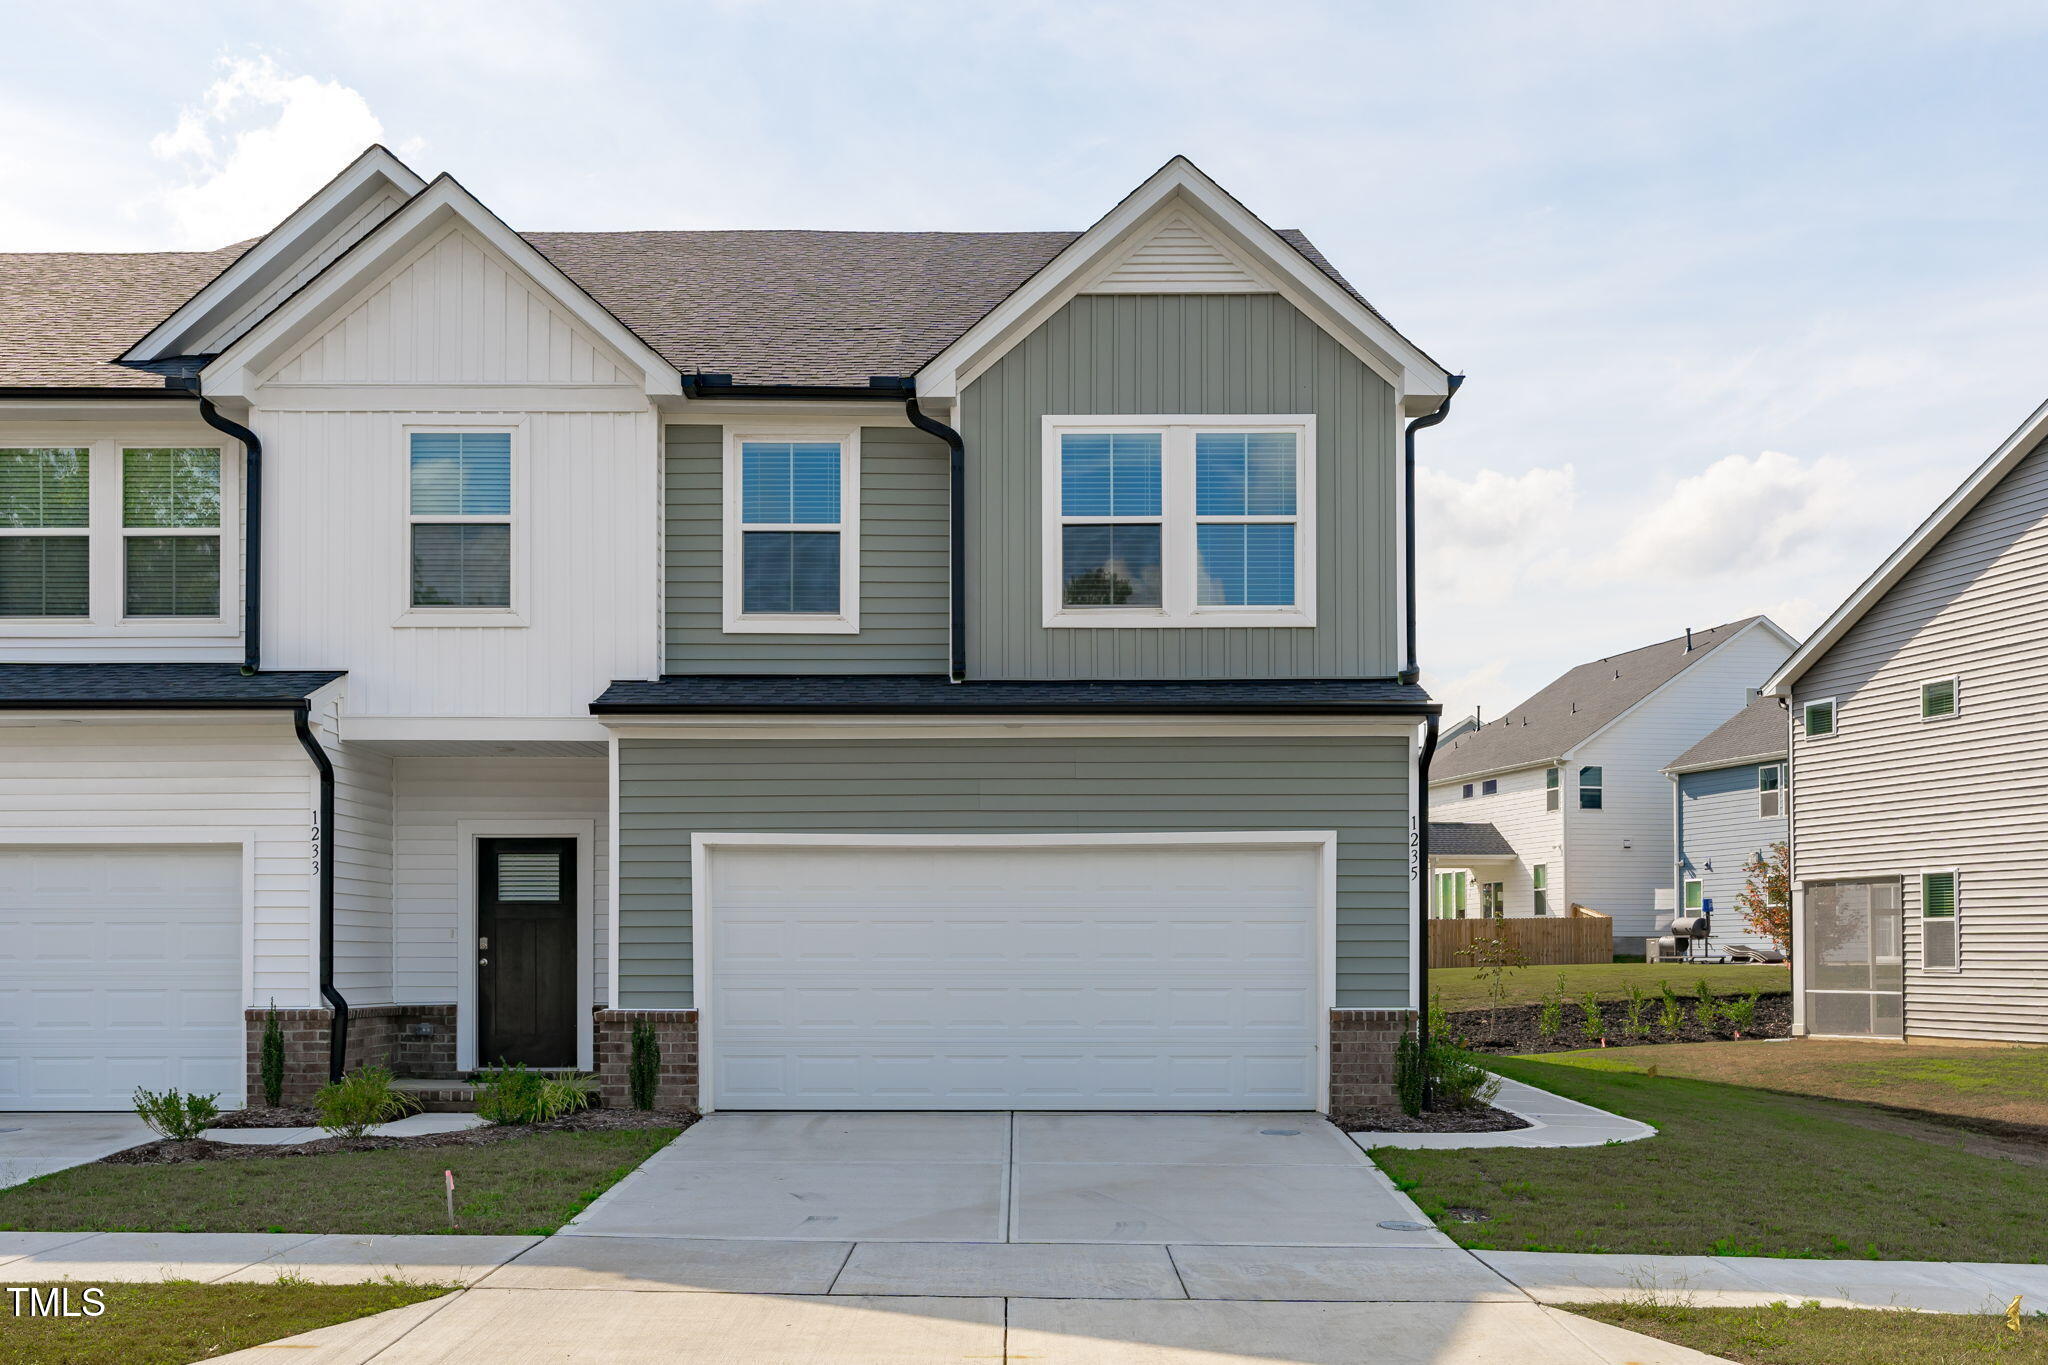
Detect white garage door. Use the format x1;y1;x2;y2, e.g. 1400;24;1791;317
704;840;1322;1110
0;846;245;1110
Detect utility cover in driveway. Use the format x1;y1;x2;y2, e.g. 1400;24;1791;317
704;842;1320;1110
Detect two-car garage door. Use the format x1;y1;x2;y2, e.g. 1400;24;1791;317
703;840;1323;1111
0;847;244;1110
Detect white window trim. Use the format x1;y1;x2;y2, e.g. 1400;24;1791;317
1579;765;1604;809
1040;414;1317;629
1919;867;1961;974
1918;676;1960;722
721;425;861;635
1682;877;1704;911
0;437;239;636
1803;697;1838;738
394;422;529;628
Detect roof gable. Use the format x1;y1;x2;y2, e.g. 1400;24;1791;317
121;145;426;364
914;156;1450;412
1432;617;1792;783
1665;693;1788;773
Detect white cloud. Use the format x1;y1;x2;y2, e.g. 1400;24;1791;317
143;54;398;248
1603;450;1857;577
1418;463;1577;604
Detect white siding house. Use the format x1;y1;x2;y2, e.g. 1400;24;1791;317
1766;400;2048;1046
1429;618;1797;950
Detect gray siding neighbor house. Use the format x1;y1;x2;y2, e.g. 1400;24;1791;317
1664;694;1788;955
1766;398;2048;1046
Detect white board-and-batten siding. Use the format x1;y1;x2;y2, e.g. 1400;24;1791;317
1427;766;1563;917
1792;438;2048;1044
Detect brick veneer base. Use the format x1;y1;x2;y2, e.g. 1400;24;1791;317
243;1003;458;1106
1328;1008;1413;1111
593;1009;699;1111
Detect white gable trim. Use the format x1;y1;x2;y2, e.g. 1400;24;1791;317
1765;396;2048;697
915;157;1450;414
202;175;682;401
122;146;428;363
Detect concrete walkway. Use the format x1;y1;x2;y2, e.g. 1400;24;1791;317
201;1113;491;1145
1480;1250;2048;1315
1353;1077;1657;1150
0;1113;153;1188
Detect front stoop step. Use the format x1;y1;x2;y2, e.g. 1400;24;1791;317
393;1077;477;1113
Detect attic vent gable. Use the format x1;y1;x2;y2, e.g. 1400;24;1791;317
1082;212;1272;295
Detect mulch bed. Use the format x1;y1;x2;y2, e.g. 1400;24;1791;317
106;1108;698;1166
1447;994;1792;1055
207;1105;321;1129
1334;1104;1531;1134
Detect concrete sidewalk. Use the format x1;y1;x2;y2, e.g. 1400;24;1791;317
1480;1249;2048;1315
0;1230;539;1284
1353;1077;1657;1151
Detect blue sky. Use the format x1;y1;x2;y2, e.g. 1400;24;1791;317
8;1;2048;718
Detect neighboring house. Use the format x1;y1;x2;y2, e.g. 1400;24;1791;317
0;148;1456;1114
1764;398;2048;1046
1663;693;1787;955
1426;618;1797;950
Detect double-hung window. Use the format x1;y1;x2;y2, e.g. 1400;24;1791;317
1578;765;1604;809
409;432;512;611
1545;766;1561;811
1532;864;1550;916
1758;763;1784;817
724;431;858;633
1044;416;1313;627
0;443;229;627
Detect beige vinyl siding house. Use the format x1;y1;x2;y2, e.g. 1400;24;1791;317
1767;402;2048;1045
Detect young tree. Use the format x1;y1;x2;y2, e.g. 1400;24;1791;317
1456;934;1529;1035
1736;840;1792;955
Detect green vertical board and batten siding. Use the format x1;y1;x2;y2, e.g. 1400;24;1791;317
664;424;950;673
960;293;1399;679
614;734;1413;1011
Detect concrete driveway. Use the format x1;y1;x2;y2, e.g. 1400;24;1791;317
0;1113;152;1188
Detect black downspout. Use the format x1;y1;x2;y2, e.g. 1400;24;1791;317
292;706;347;1083
905;398;968;684
1415;710;1440;1107
1399;375;1464;685
190;394;263;676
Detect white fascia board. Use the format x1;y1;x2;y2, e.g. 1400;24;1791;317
122;146;428;363
1664;750;1787;777
914;156;1450;409
338;715;612;743
1765;395;2048;698
1426;757;1564;790
202;174;682;401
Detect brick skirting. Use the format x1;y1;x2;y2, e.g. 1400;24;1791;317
592;1009;698;1111
242;1003;458;1105
1328;1008;1412;1110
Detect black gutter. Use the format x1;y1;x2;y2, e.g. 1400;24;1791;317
189;392;264;675
1399;375;1464;685
1415;710;1441;1107
0;387;197;400
904;398;969;683
0;698;323;711
593;700;1441;717
291;705;348;1084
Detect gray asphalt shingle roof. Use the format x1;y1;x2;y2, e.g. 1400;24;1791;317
0;245;249;389
0;664;343;707
1431;618;1769;784
592;674;1435;714
1666;693;1789;772
1429;822;1515;858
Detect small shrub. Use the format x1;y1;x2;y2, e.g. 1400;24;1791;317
259;1000;286;1108
1397;994;1501;1114
1657;980;1685;1035
1578;990;1605;1046
315;1065;416;1138
1395;1026;1425;1117
1622;983;1650;1038
1536;992;1564;1041
476;1063;597;1125
133;1087;220;1141
1724;992;1760;1038
1433;1041;1501;1109
628;1020;661;1111
1694;978;1721;1034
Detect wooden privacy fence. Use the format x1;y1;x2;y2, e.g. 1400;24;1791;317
1429;909;1613;969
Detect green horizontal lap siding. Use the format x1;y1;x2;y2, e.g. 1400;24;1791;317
664;423;950;673
960;293;1399;679
616;734;1413;1010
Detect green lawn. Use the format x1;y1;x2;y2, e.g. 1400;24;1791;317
1430;961;1789;1012
0;1128;676;1236
0;1280;451;1365
1568;1301;2048;1365
1370;1055;2048;1260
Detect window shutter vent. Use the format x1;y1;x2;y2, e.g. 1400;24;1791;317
1922;679;1958;718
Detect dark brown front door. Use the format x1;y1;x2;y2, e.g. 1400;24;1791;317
477;838;576;1067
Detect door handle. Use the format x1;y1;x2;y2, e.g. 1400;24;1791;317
478;958;489;967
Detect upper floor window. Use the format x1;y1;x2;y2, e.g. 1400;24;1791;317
409;432;511;611
1461;783;1474;799
0;443;228;628
1803;698;1836;738
1578;765;1603;809
1758;762;1784;817
1481;778;1498;796
1920;678;1959;720
1043;416;1315;628
1545;766;1560;811
723;430;859;634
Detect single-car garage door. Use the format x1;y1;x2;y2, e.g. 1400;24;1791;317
0;846;244;1110
702;839;1323;1110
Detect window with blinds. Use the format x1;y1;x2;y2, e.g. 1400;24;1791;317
1920;870;1960;971
1194;432;1296;607
1060;432;1162;608
123;449;220;617
409;433;512;608
496;850;563;902
738;440;845;616
0;449;90;616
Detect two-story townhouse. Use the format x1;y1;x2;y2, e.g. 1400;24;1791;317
1425;618;1797;952
1663;692;1788;956
1765;398;2048;1046
0;149;1456;1115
